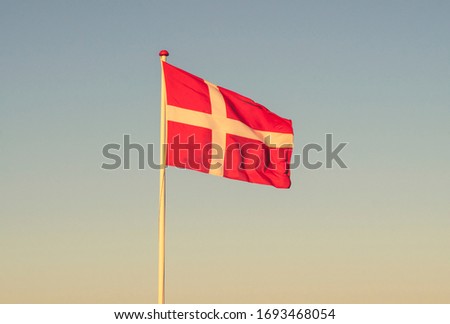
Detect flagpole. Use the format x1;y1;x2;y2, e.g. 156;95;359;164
158;49;169;304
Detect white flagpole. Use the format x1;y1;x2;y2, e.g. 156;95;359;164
158;49;169;304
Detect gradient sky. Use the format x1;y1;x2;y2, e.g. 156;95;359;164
1;1;449;303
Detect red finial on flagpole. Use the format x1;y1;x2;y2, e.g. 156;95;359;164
159;50;169;57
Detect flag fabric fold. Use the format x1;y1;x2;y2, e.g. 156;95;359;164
162;62;294;189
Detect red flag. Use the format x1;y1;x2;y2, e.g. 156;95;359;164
162;62;294;189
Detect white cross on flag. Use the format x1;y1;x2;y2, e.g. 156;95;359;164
162;61;294;188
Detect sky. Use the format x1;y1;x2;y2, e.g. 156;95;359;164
1;0;449;303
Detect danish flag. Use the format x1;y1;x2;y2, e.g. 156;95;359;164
162;61;294;188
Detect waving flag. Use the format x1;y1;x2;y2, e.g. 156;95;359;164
162;61;294;189
156;51;295;304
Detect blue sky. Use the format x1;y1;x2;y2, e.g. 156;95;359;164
1;1;449;303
